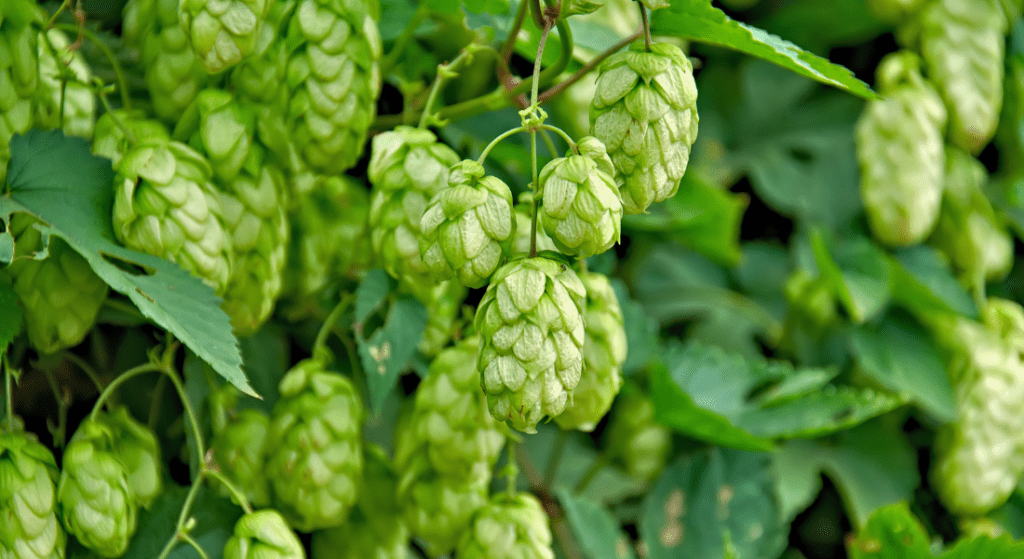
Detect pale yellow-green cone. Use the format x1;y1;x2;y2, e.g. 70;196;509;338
0;426;65;559
510;192;557;257
223;509;306;559
590;41;698;214
173;88;256;182
855;50;947;247
178;0;271;74
556;272;626;432
0;2;41;185
6;214;108;355
455;492;555;559
210;408;272;508
476;256;587;433
92;110;170;170
867;0;925;23
604;384;672;483
92;407;162;509
35;28;94;139
419;160;517;288
931;299;1024;516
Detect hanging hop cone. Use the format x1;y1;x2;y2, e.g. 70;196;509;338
368;126;461;286
931;298;1024;516
604;384;672;483
178;0;271;74
0;426;65;559
555;272;626;432
590;40;698;215
92;110;170;170
906;0;1007;154
211;408;272;508
113;137;234;295
476;256;587;433
92;407;163;509
6;214;108;355
223;509;306;559
867;0;925;23
855;50;947;247
455;492;555;559
173;88;256;182
310;445;410;559
510;192;558;257
35;28;95;138
397;455;490;557
419;160;517;288
267;358;364;532
408;279;467;357
284;0;382;174
0;2;40;184
539;137;622;258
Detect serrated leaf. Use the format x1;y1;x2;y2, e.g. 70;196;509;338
354;269;393;324
358;296;427;413
122;484;242;559
2;130;251;395
940;534;1024;558
651;0;875;99
736;385;906;439
749;367;838;408
889;246;978;318
0;281;21;349
811;230;891;324
639;448;788;559
846;502;931;559
557;488;637;559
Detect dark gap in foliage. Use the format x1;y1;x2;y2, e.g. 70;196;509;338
979;141;1000;174
903;415;960;543
790;474;851;559
168;454;191;486
399;371;421;397
831;32;900;88
732;177;795;244
377;82;404;118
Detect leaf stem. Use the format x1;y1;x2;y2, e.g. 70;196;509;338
544;430;569;489
62;350;106;393
418;49;474;129
312;294;355;359
639;2;652;51
87;362;163;421
205;469;254;514
180;533;211;559
537;30;641;104
54;23;132;110
42;368;70;448
574;454;609;494
3;354;12;430
380;3;430;77
477;125;529;165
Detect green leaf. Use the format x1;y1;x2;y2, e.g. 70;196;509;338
123;484;242;559
2;130;252;396
354;269;394;324
846;502;932;559
0;280;21;349
811;230;891;324
737;385;906;439
850;312;956;422
639;448;788;559
759;0;888;55
237;326;289;414
889;246;978;318
556;488;637;559
940;534;1024;558
611;279;658;376
357;296;427;413
651;0;876;99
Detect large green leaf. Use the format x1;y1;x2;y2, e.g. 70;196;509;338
0;281;20;349
889;246;978;319
611;279;659;376
846;502;932;559
557;488;637;559
939;535;1024;558
357;296;427;414
737;386;905;439
1;130;251;395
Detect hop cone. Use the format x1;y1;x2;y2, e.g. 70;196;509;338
57;418;137;558
604;385;672;483
910;0;1007;153
223;510;305;559
539;137;622;258
397;456;489;557
368;126;460;285
410;279;466;357
310;445;409;559
212;409;271;508
267;358;364;532
179;0;270;73
590;41;698;215
92;407;162;509
510;192;557;257
931;147;1012;286
455;493;555;559
92;110;170;169
0;2;40;184
395;337;506;477
867;0;925;23
419;160;517;288
113;138;233;294
174;88;256;182
556;272;626;432
932;298;1024;516
476;256;587;433
855;50;947;247
35;29;94;138
6;214;108;355
0;427;65;559
285;0;382;174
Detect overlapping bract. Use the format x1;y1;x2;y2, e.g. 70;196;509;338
419;160;516;288
476;257;587;433
35;29;95;139
211;408;272;508
855;50;947;247
179;0;270;73
604;386;672;483
397;459;489;557
93;407;162;509
92;110;170;169
223;509;306;559
0;428;64;559
455;493;555;559
590;41;698;214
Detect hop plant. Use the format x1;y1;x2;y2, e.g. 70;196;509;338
93;407;162;508
455;492;555;559
867;0;925;23
556;272;626;432
368;126;460;286
92;110;170;169
57;416;138;558
113;137;233;295
539;137;622;258
6;214;108;355
267;358;364;532
0;426;65;559
211;409;272;508
855;50;947;247
35;28;95;139
931;298;1024;516
174;88;256;182
223;509;306;559
510;192;557;257
178;0;270;74
604;385;672;483
476;256;587;433
590;40;699;215
397;456;490;557
419;160;517;288
0;1;40;184
997;54;1024;175
285;0;382;174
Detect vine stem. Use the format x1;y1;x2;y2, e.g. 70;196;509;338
639;2;653;51
42;368;70;448
312;294;355;358
574;454;610;494
62;351;106;393
544;430;569;489
477;125;528;164
206;469;254;514
418;49;474;129
3;354;12;430
528;18;554;259
380;3;429;77
537;30;642;104
53;23;132;111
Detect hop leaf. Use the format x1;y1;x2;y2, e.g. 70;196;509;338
178;0;271;73
455;492;555;559
211;409;272;508
223;509;306;559
604;384;672;483
0;427;65;559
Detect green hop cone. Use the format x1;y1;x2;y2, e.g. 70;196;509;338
867;0;925;23
455;492;555;559
285;0;382;174
178;0;270;74
57;417;138;558
92;110;170;170
223;509;305;559
397;456;490;557
855;50;947;247
555;272;626;432
368;126;460;285
604;384;672;483
92;407;162;509
590;40;698;215
113;138;233;295
906;0;1006;154
419;160;517;288
476;256;587;433
0;427;65;559
410;279;466;357
35;28;94;138
267;358;364;532
174;88;256;182
310;445;409;559
539;137;622;258
211;409;272;509
6;214;108;355
931;298;1024;516
510;192;557;257
0;2;40;185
